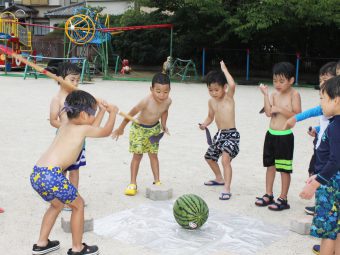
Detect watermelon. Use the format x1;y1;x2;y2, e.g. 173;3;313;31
173;194;209;229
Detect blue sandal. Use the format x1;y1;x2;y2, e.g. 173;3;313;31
219;192;232;200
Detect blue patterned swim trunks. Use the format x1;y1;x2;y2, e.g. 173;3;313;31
30;165;78;204
310;171;340;240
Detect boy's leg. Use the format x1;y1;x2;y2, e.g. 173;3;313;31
148;153;160;183
130;153;143;184
68;170;79;190
205;158;224;183
265;166;276;196
279;172;291;199
221;152;232;193
335;234;340;254
36;198;64;247
255;165;275;205
320;238;335;255
68;195;85;252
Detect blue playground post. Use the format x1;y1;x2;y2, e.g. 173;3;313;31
246;48;250;81
295;52;300;85
202;48;206;76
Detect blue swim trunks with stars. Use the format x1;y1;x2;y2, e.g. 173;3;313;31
30;166;78;204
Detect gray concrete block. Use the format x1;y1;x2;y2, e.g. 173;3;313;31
289;216;312;235
61;216;93;233
145;185;173;201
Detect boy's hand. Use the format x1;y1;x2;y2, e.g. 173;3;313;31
220;60;228;73
308;127;317;137
299;175;320;200
284;116;296;129
198;123;207;130
111;128;124;141
162;126;170;135
107;104;119;114
259;83;268;95
97;101;107;111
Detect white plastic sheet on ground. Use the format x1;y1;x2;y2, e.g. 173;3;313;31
94;201;288;255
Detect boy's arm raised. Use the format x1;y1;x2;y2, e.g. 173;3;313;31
92;99;107;127
85;104;118;138
259;84;272;117
220;61;236;97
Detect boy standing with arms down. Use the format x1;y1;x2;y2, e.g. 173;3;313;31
200;60;240;200
255;62;301;210
112;73;172;196
31;90;118;255
300;76;340;255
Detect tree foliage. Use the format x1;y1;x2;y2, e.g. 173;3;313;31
109;0;339;67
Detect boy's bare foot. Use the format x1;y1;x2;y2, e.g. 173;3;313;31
0;207;4;213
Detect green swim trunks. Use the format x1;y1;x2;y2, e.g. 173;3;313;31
129;122;161;154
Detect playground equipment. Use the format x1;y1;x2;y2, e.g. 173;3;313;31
23;55;90;83
0;11;33;71
171;58;198;81
64;8;173;80
64;8;113;77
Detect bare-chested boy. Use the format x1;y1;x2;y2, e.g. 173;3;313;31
112;73;172;196
200;60;240;201
255;62;301;211
31;90;118;255
49;63;84;193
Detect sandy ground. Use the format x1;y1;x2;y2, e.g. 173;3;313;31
0;76;321;254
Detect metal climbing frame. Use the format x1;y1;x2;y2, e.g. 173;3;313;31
171;58;198;81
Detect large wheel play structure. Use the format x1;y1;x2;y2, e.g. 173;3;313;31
65;14;96;45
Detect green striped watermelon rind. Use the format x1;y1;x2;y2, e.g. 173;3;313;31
173;194;209;229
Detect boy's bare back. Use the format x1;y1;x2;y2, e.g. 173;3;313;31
38;102;118;169
37;124;88;169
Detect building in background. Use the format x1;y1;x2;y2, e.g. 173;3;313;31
1;0;132;36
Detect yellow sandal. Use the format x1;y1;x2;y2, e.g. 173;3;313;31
124;184;137;196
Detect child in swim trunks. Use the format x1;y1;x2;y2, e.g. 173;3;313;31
255;62;301;211
30;90;118;255
112;73;172;196
300;76;340;255
49;63;84;193
200;60;240;201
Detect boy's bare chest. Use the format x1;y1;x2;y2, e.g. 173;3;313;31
273;94;293;110
212;99;234;113
143;101;168;118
